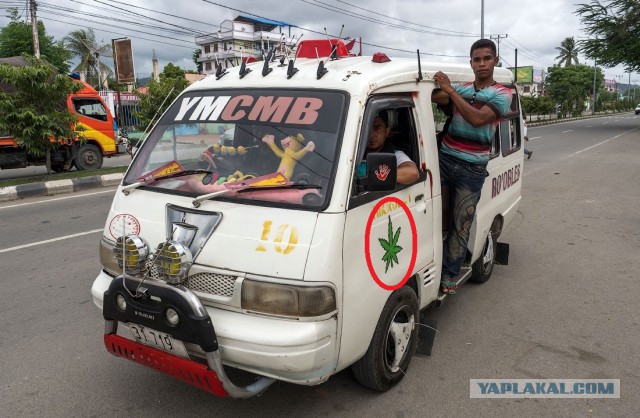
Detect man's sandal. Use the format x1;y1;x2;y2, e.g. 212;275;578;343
440;280;457;295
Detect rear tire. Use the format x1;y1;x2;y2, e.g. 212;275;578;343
352;287;419;392
470;229;497;283
74;144;103;170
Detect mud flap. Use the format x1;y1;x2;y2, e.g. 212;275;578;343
495;242;509;265
416;312;437;356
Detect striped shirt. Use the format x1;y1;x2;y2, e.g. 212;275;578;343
441;82;512;165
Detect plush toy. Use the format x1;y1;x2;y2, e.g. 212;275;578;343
261;133;315;179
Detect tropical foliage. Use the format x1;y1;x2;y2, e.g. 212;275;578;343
63;28;112;89
133;63;189;130
0;8;70;73
555;37;580;67
545;64;603;117
0;56;84;173
576;0;640;72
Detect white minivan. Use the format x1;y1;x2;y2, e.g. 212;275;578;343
92;40;524;398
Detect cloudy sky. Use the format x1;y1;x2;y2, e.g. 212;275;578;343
0;0;634;82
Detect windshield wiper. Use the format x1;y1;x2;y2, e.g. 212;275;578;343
122;169;212;195
236;183;321;193
191;183;321;208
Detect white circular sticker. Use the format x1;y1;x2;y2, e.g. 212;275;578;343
109;213;141;239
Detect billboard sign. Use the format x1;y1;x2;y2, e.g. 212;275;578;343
509;66;533;83
112;38;135;84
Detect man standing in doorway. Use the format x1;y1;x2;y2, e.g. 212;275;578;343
431;39;512;294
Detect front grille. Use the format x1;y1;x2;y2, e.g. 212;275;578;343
187;273;237;297
141;260;237;297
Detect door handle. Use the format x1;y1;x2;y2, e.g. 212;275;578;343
415;194;424;202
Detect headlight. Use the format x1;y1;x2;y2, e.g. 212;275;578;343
113;235;149;274
241;279;336;317
99;238;120;275
154;240;192;284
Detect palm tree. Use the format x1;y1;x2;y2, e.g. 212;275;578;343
63;28;113;89
555;37;580;67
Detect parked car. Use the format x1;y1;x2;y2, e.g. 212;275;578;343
635;104;640;115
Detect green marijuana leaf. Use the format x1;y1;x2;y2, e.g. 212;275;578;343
378;216;403;273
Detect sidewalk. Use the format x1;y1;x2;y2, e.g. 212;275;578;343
0;172;123;202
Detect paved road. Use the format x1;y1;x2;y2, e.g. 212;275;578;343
0;153;131;180
1;114;639;416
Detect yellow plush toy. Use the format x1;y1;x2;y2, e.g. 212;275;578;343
261;133;315;179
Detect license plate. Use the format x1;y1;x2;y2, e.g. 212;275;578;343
125;323;189;358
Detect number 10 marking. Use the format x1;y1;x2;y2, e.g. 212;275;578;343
256;220;299;254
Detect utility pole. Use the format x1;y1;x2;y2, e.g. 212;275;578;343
592;59;597;115
490;34;508;64
481;0;484;39
29;0;40;59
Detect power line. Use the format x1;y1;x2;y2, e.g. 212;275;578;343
323;0;478;36
301;0;478;38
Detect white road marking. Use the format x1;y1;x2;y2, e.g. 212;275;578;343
569;126;640;158
0;229;103;254
601;122;608;124
0;189;115;210
529;136;541;140
561;130;573;133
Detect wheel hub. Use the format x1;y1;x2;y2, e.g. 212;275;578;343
385;306;415;373
483;232;494;266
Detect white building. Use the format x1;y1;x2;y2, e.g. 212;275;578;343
195;16;297;73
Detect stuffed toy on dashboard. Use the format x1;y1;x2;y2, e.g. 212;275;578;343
261;133;315;180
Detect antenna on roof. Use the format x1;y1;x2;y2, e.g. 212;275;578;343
262;48;274;77
286;35;303;79
239;48;252;79
214;53;227;80
416;49;423;82
280;34;298;67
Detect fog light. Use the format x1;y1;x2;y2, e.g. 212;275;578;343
113;235;149;274
154;241;192;284
116;294;127;311
165;308;179;326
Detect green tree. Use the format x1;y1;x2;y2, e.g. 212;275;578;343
133;64;188;130
193;49;203;73
0;8;71;73
546;64;603;117
161;62;185;79
0;56;84;173
63;28;112;89
555;37;580;67
576;0;640;72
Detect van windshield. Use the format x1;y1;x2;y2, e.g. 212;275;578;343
125;89;348;209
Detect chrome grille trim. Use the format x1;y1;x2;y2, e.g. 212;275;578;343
187;272;237;297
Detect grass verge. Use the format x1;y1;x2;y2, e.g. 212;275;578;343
0;165;127;188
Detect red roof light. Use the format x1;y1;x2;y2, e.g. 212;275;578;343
372;52;391;63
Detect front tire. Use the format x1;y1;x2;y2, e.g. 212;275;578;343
470;229;497;283
74;144;103;170
352;287;419;392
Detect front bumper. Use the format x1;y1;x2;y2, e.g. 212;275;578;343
92;270;338;388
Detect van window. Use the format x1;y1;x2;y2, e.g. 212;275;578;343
351;96;420;201
498;89;522;157
73;98;108;122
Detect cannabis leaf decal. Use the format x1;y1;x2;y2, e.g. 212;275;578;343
378;216;403;272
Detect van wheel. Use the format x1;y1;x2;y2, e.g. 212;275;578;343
352;287;419;392
470;230;497;283
74;144;103;170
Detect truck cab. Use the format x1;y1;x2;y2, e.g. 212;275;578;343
92;40;523;398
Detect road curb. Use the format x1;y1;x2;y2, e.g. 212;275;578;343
0;173;124;203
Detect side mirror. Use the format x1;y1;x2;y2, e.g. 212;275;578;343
358;153;397;191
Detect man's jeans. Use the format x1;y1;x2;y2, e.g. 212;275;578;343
439;153;486;280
